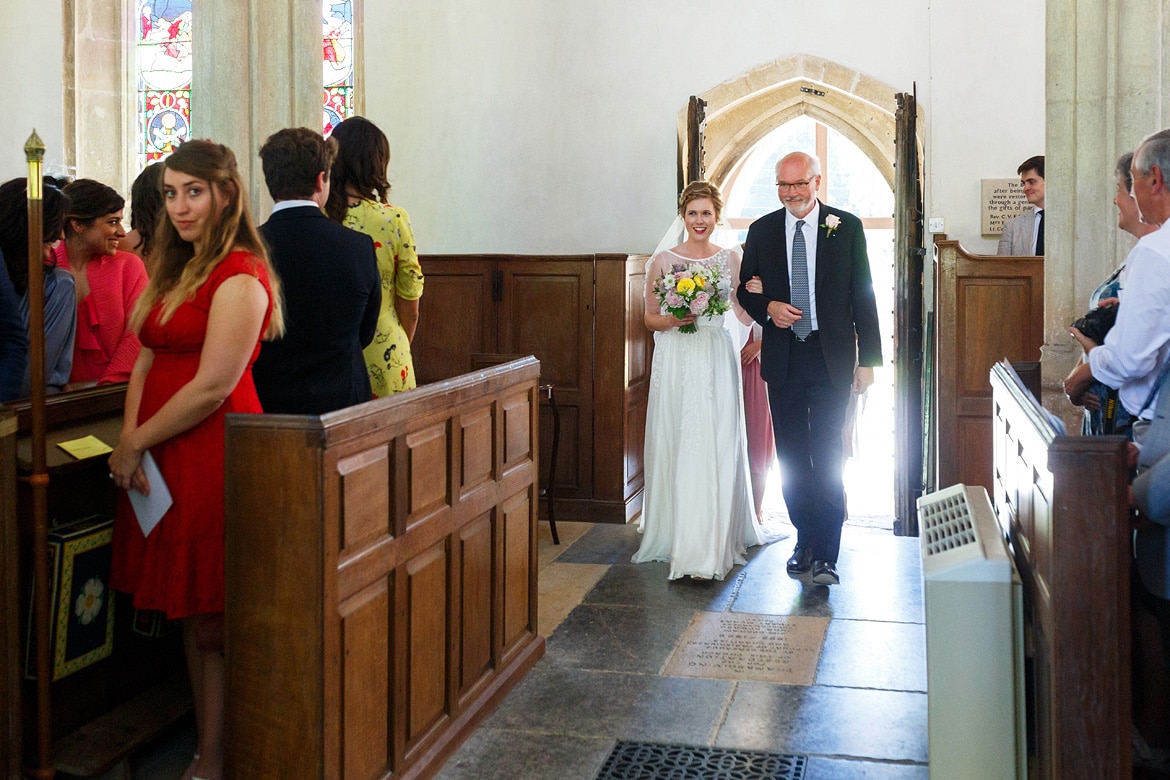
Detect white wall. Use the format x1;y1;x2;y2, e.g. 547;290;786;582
0;0;1045;256
0;0;67;181
366;1;1045;255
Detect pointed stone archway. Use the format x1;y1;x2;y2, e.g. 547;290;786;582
679;53;922;191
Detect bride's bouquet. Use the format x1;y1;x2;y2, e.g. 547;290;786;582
654;259;730;334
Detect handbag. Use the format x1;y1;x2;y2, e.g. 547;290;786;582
1071;302;1118;345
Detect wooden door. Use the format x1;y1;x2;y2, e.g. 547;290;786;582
413;256;497;385
935;238;1043;495
497;257;594;504
893;90;925;535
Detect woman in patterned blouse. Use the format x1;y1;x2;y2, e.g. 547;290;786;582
324;116;423;396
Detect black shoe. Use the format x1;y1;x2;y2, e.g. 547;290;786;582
812;560;840;585
786;546;814;574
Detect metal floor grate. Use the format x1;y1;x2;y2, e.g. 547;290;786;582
596;741;806;779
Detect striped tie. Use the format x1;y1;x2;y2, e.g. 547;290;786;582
791;219;811;339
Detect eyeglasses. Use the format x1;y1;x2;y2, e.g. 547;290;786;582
776;180;813;191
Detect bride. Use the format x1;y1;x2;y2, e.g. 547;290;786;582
632;180;781;580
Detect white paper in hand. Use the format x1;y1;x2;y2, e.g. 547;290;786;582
129;450;173;537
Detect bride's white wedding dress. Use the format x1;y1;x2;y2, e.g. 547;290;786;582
632;246;781;580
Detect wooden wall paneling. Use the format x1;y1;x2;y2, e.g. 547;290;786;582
935;238;1042;494
457;512;494;700
459;405;494;497
225;359;545;780
498;257;593;505
500;487;533;660
338;447;391;551
413;256;499;385
404;542;450;751
413;254;650;524
406;422;451;531
340;581;390;780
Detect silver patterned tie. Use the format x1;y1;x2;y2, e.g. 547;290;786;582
791;219;811;340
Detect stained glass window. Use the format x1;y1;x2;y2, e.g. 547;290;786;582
323;0;355;136
136;0;193;171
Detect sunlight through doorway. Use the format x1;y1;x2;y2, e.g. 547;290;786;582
720;116;896;523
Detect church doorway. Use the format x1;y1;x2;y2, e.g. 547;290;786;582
719;116;896;522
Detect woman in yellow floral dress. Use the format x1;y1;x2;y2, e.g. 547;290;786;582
325;117;423;395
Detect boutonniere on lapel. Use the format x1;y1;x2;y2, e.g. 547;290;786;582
821;214;842;237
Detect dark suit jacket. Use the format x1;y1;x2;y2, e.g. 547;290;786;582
254;205;381;415
737;202;882;389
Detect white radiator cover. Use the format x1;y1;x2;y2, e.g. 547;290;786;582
918;483;1026;780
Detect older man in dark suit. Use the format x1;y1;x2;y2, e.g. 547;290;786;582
253;127;381;414
737;151;883;586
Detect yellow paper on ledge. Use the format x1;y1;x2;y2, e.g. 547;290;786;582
57;435;113;460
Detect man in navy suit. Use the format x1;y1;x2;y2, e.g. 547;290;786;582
737;151;883;586
253;127;381;414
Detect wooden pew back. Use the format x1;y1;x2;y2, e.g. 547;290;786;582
991;362;1130;778
224;357;544;779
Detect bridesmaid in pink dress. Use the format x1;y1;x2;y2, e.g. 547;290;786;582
740;324;775;520
55;178;148;385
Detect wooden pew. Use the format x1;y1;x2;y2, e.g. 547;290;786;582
223;356;545;779
990;361;1131;778
935;236;1044;496
0;386;190;778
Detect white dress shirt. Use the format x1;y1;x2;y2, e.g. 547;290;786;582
785;202;821;332
1089;221;1170;418
270;199;320;214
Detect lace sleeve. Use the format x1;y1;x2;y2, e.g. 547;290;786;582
644;251;669;316
725;246;755;328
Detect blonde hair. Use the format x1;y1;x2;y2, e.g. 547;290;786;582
132;140;284;339
678;180;724;222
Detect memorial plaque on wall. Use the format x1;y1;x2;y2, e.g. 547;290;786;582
981;178;1031;236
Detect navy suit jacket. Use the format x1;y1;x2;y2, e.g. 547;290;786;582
254;205;381;415
737;202;882;389
0;251;27;402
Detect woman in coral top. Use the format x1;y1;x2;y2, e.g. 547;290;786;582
325;116;423;396
108;140;283;780
54;178;148;385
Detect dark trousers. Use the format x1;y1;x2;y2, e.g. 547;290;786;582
767;334;852;563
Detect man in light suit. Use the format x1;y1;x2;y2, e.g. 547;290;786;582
737;151;883;586
253;127;381;415
997;155;1045;255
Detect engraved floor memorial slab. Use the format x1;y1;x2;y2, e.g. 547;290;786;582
662;613;829;685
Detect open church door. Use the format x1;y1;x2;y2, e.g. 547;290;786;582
893;90;925;535
681;95;707;191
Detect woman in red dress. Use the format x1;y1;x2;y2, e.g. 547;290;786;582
108;140;284;780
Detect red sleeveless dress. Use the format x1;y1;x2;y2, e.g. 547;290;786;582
110;252;272;619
